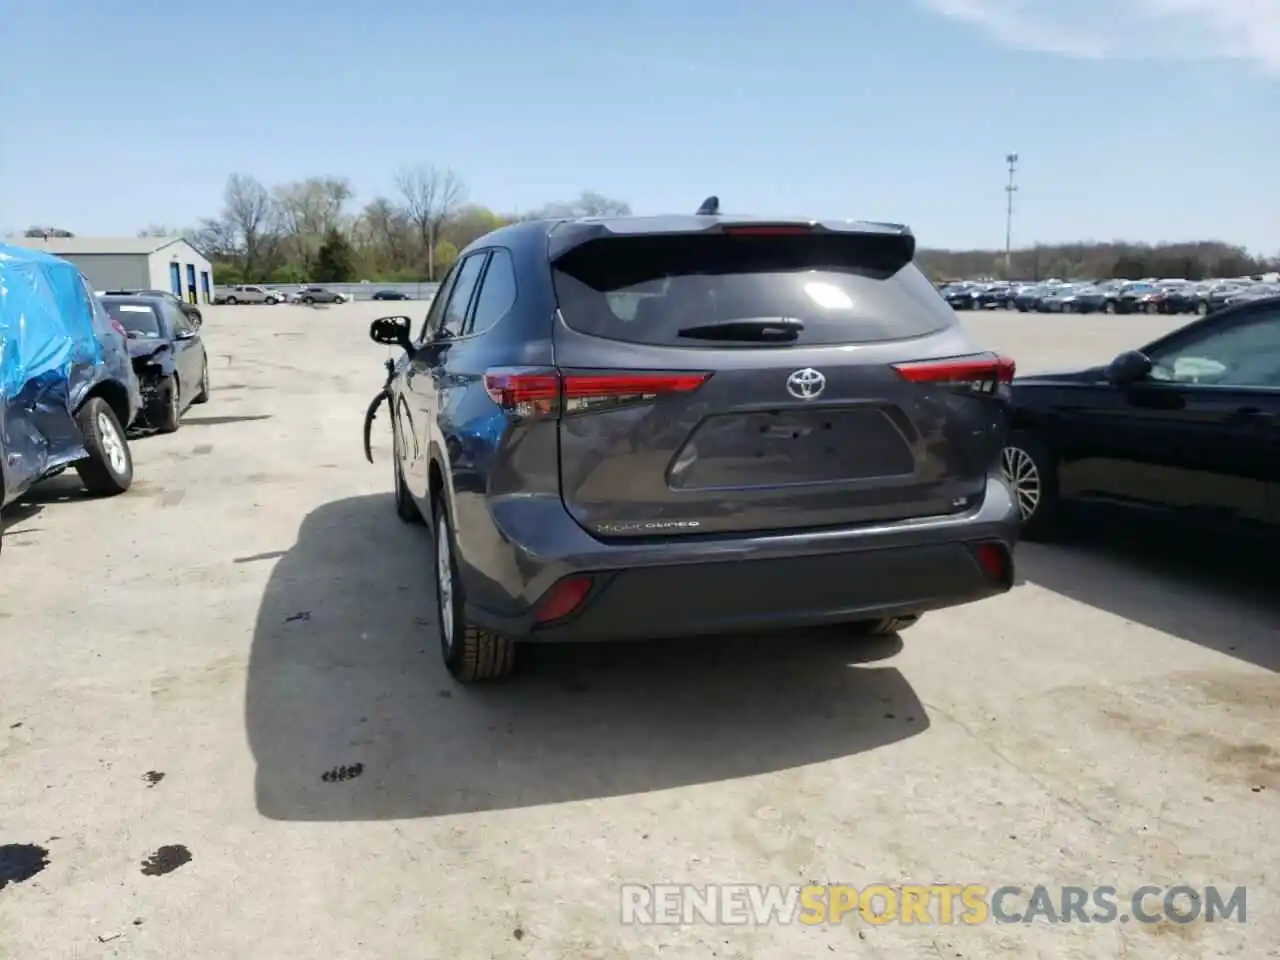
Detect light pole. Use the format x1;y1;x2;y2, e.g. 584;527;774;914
1004;153;1019;279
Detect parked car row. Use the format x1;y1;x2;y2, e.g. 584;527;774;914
212;284;354;305
940;277;1280;316
1;245;211;555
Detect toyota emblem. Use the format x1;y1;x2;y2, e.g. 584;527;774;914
786;368;826;400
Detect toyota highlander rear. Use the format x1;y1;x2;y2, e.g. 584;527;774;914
460;216;1018;651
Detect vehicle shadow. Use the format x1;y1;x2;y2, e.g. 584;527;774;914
181;415;273;427
1017;520;1279;671
0;500;44;534
12;473;91;506
245;494;927;821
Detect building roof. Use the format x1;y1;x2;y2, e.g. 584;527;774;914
7;235;192;256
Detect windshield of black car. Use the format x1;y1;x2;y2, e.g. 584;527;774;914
103;300;163;338
551;233;950;347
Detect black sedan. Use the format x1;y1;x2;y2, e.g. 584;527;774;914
1112;282;1164;314
99;294;210;432
1002;295;1280;540
941;284;980;310
1156;285;1205;315
1013;285;1051;312
372;290;411;301
100;288;202;325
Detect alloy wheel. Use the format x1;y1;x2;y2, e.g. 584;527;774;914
98;411;128;475
1001;446;1041;521
436;512;455;652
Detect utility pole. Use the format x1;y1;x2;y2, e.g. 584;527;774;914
1004;153;1019;279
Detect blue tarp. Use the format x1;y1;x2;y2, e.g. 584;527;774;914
0;243;103;506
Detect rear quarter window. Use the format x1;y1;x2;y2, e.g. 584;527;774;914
551;233;954;347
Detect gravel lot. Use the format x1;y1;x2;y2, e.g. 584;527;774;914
1;302;1276;959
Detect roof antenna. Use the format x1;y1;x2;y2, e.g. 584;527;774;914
696;195;720;216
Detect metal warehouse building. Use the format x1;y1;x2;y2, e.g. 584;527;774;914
13;236;214;304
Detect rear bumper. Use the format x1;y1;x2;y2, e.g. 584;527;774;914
462;475;1019;643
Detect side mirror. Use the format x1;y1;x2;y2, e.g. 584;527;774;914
1104;349;1153;385
370;315;413;351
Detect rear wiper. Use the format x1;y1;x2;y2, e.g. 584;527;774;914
676;318;804;342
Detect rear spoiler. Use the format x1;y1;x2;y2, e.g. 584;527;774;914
549;211;916;270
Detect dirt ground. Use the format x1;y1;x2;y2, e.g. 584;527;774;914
1;302;1275;959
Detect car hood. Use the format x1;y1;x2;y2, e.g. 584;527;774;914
127;338;169;360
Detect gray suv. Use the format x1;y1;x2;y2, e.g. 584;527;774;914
367;211;1019;682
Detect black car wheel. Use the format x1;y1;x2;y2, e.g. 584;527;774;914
1001;430;1059;540
225;296;238;305
152;375;182;433
433;496;516;683
391;415;422;525
193;357;210;404
73;397;133;496
849;614;923;637
302;296;314;305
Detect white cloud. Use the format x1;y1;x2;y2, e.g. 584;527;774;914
920;0;1280;74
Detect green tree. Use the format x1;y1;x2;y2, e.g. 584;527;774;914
432;239;459;278
212;262;244;285
313;227;355;282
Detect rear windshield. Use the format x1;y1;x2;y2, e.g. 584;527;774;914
103;300;162;338
552;233;953;347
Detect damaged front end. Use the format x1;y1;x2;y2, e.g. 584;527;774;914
129;341;174;425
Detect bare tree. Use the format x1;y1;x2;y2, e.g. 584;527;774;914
395;164;467;280
522;190;631;220
187;218;239;260
23;225;75;238
222;174;274;278
359;197;412;269
274;176;354;270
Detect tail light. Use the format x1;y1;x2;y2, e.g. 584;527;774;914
483;368;712;419
892;353;1015;394
108;319;128;339
973;541;1012;586
534;576;594;624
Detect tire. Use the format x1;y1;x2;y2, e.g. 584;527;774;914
73;397;133;496
1105;301;1116;314
265;297;277;305
225;296;238;305
1197;301;1209;315
1001;430;1060;541
850;614;923;637
433;497;516;683
192;356;210;404
189;310;202;324
391;416;422;525
151;376;182;433
302;296;315;305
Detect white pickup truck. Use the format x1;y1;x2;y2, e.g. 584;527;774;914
213;284;287;305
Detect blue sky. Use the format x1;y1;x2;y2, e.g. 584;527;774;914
2;0;1276;252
